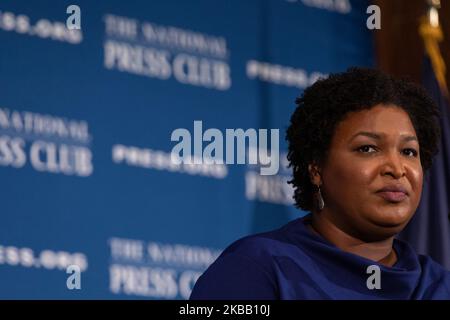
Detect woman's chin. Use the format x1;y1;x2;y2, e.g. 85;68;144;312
366;208;413;234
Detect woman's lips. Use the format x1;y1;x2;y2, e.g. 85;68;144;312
376;191;408;202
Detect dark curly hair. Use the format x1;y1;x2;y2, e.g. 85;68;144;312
286;67;442;211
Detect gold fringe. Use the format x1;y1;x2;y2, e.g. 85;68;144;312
419;17;449;97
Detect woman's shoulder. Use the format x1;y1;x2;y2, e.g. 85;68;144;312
188;228;288;299
189;219;306;299
220;218;305;262
395;239;450;298
417;254;450;298
395;238;450;276
417;253;450;279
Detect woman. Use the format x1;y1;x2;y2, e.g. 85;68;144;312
190;67;450;299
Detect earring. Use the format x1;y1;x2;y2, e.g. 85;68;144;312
317;186;325;211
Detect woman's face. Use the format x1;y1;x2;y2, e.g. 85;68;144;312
318;104;423;241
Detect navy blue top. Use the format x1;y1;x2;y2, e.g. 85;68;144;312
190;215;450;299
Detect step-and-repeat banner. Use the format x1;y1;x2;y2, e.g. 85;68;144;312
0;0;373;299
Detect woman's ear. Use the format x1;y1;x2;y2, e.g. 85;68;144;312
308;163;322;186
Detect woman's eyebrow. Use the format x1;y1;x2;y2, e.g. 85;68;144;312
402;135;419;142
350;131;381;141
350;131;418;142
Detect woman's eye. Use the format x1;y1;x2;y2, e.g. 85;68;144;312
403;148;418;157
357;145;377;153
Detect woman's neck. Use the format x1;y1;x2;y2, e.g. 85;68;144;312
309;212;397;267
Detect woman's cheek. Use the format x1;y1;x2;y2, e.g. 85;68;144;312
325;160;365;196
408;165;423;202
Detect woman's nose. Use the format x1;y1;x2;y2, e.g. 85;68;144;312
381;151;406;179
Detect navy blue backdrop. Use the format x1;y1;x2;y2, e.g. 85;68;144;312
0;0;374;299
398;57;450;270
